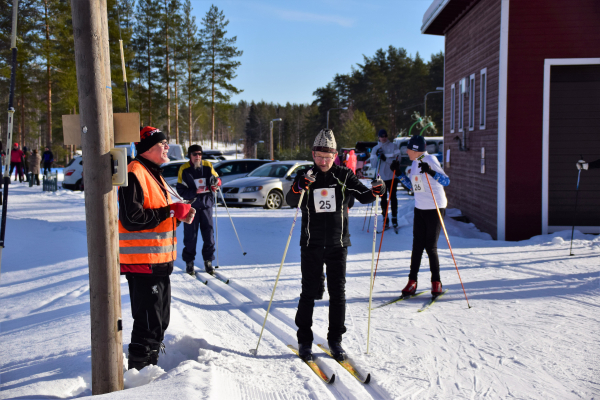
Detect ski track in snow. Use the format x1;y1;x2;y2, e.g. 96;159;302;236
1;182;599;399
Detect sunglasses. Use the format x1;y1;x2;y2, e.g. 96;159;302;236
191;152;203;157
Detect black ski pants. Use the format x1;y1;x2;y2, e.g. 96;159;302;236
295;246;347;344
126;274;171;351
43;162;52;175
10;162;23;182
182;206;215;263
381;178;398;222
409;207;445;282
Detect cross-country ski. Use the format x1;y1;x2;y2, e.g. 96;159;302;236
418;289;449;312
317;344;371;384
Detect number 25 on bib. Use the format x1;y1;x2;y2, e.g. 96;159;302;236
314;188;337;213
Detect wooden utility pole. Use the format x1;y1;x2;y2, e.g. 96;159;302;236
71;0;123;394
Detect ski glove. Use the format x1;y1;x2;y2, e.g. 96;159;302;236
419;161;436;177
210;176;222;192
576;160;589;170
390;160;402;174
379;153;387;161
296;170;315;191
170;202;192;220
371;178;386;197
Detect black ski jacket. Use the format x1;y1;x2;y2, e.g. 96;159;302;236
286;164;376;247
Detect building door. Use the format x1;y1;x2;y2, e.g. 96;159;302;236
548;64;600;230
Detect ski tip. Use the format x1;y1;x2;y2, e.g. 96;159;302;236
364;373;371;384
329;374;336;384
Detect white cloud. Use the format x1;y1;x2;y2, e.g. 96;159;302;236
267;6;355;27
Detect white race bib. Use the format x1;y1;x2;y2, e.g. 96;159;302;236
194;178;207;190
411;174;425;193
313;188;337;213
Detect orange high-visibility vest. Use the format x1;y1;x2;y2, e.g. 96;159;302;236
118;160;177;267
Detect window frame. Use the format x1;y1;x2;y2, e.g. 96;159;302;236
479;68;487;129
458;78;465;132
450;83;456;133
469;73;476;131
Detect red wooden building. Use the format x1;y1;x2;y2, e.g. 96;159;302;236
422;0;600;240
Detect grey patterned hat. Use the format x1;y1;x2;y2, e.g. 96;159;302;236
313;129;337;154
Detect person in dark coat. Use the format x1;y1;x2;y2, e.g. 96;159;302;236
286;128;385;362
42;147;54;175
176;144;221;275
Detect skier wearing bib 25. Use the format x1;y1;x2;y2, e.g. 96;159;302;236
176;144;221;275
286;129;386;362
390;135;450;296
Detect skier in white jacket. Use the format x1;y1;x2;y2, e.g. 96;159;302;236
390;135;450;296
369;129;401;230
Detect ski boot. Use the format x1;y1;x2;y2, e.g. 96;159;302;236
328;341;347;362
432;281;443;296
298;342;313;362
149;343;165;366
401;279;418;296
127;343;151;371
204;260;215;274
185;261;195;276
392;216;398;229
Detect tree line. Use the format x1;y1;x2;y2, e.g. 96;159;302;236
1;0;443;164
0;0;242;163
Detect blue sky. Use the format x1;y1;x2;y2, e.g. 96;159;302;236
191;0;444;105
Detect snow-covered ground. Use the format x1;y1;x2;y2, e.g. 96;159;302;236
1;182;599;399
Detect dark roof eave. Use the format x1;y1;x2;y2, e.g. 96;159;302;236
421;0;480;36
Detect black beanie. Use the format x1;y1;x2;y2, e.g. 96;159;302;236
188;144;203;157
136;126;167;155
407;135;426;152
378;129;388;137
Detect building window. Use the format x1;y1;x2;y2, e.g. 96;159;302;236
458;78;465;132
469;74;475;131
480;68;487;129
450;84;455;133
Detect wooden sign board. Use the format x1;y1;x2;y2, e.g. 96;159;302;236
62;113;140;146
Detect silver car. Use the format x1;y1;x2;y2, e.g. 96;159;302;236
220;160;313;209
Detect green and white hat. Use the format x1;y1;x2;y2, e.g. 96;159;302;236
313;129;337;154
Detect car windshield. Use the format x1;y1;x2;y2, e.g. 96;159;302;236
248;164;294;178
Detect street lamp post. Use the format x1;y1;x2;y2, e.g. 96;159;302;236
255;140;264;159
326;107;348;129
424;87;444;118
270;118;282;160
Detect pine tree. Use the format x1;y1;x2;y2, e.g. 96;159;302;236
199;4;242;149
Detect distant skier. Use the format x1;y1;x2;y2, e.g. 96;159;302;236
370;129;400;231
42;147;54;175
176;144;221;276
286;128;385;362
118;126;195;371
10;143;24;182
576;159;600;170
390;135;450;297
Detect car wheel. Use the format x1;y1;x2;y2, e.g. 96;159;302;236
264;190;283;209
76;179;84;191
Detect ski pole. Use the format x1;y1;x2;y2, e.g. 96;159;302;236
217;187;247;256
366;191;379;354
214;191;220;268
251;171;313;355
424;173;471;308
371;170;396;289
569;166;582;256
0;0;19;279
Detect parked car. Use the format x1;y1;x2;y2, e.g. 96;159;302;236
213;159;274;184
220;160;313;209
161;158;274;189
62;156;84;191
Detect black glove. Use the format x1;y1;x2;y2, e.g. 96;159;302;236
380;153;387;161
419;161;436;177
371;178;386;197
296;170;315;191
390;160;401;174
